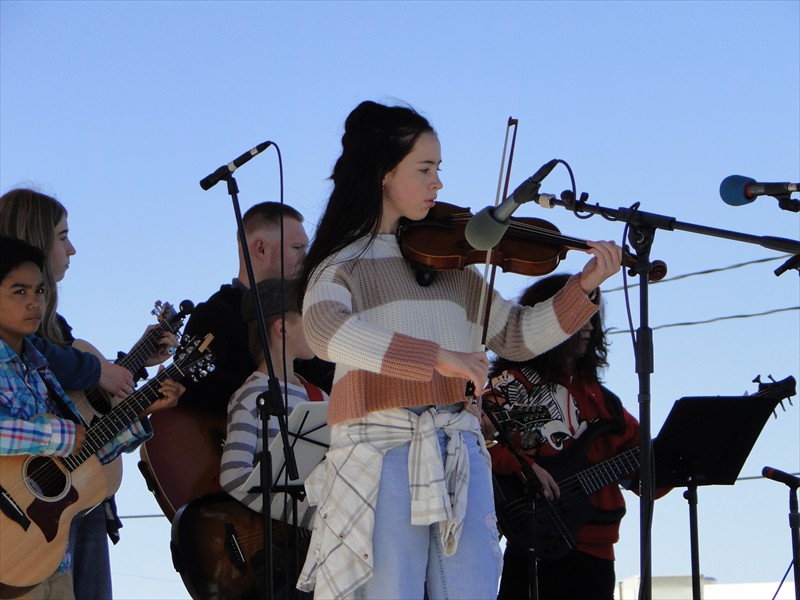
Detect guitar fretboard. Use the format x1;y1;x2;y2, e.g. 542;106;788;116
577;447;640;495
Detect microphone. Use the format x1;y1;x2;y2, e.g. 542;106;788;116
762;466;800;489
465;159;558;251
719;175;799;206
200;141;273;191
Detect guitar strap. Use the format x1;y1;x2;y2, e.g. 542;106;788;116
298;376;325;403
40;372;83;425
599;385;626;435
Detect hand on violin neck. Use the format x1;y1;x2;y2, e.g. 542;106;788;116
579;240;623;295
435;347;489;393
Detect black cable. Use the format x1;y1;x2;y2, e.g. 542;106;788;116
607;306;799;335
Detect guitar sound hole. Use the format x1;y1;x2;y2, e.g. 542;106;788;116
24;456;69;500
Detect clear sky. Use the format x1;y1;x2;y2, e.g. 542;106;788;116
2;1;799;598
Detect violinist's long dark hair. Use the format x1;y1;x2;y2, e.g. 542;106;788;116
297;100;434;299
489;273;609;383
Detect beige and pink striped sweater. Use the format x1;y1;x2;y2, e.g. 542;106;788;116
302;234;597;425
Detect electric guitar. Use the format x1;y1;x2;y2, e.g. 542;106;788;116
170;492;311;600
493;375;796;560
493;421;640;559
0;335;215;589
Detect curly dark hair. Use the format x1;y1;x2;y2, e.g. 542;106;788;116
489;273;608;383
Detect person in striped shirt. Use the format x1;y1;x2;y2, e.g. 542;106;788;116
220;277;328;517
220;277;327;597
295;100;624;599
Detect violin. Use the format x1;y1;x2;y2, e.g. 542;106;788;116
398;201;667;282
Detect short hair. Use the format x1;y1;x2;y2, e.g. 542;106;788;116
241;202;303;238
0;235;45;284
241;278;301;363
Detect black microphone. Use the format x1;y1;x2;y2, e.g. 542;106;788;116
762;466;800;489
200;141;273;191
465;159;558;251
719;175;799;206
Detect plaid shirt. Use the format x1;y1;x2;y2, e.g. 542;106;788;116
297;406;488;599
0;338;150;461
1;338;84;456
0;337;151;573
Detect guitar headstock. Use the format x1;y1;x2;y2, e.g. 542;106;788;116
752;374;797;418
173;333;216;383
483;400;551;433
152;299;195;335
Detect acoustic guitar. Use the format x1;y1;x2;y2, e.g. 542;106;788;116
67;300;193;488
138;406;228;521
171;492;311;600
0;335;214;589
138;377;326;522
69;300;193;424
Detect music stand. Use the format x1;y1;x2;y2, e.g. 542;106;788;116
653;393;780;600
254;401;328;597
269;401;329;508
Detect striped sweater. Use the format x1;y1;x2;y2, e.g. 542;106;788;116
302;233;598;425
220;371;327;521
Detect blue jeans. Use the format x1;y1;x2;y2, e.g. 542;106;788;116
361;427;503;600
67;503;112;600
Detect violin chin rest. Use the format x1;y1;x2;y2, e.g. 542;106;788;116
411;264;437;287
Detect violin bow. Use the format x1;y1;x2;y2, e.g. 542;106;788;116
467;117;519;397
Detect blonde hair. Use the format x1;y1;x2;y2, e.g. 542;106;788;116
0;188;68;343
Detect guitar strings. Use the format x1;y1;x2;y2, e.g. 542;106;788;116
501;448;641;525
6;349;202;502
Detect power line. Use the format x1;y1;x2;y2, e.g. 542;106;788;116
603;255;788;293
607;306;799;335
117;469;800;521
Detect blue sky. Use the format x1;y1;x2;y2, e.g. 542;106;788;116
2;1;798;598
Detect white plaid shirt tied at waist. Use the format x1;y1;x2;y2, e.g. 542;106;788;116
297;405;490;599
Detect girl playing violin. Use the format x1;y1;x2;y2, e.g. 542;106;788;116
295;100;623;599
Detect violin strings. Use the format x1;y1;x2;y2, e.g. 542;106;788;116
451;212;587;249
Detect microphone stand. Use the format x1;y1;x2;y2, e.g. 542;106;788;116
789;485;799;600
222;173;299;600
544;192;800;600
483;404;575;600
763;468;800;600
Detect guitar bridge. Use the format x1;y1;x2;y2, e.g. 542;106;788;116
223;523;247;575
0;486;30;531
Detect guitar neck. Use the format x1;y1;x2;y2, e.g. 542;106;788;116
60;361;186;472
577;446;641;495
115;321;174;377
